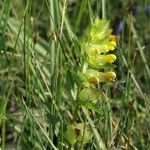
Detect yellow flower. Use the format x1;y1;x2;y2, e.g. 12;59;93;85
109;34;117;42
88;76;100;85
83;69;116;85
86;42;116;58
105;41;116;51
105;71;116;81
84;69;100;85
87;54;117;68
84;43;106;56
102;54;117;63
99;71;116;82
80;18;117;86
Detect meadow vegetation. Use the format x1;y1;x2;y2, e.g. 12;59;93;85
0;0;150;149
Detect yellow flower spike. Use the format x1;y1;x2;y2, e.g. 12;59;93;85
80;18;117;86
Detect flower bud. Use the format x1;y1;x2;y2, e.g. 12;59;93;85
115;20;124;35
129;3;140;15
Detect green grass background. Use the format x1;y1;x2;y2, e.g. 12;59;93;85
0;0;150;149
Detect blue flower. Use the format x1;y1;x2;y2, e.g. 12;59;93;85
115;20;124;35
146;4;150;15
129;4;140;15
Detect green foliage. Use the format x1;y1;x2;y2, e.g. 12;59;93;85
0;0;150;150
65;123;93;145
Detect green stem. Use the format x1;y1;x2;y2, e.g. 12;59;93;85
72;103;80;123
1;116;6;150
102;0;106;19
82;106;107;150
130;22;150;79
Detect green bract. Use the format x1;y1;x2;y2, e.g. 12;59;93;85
65;123;93;145
89;19;110;44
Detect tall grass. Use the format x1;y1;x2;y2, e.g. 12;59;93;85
0;0;150;149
